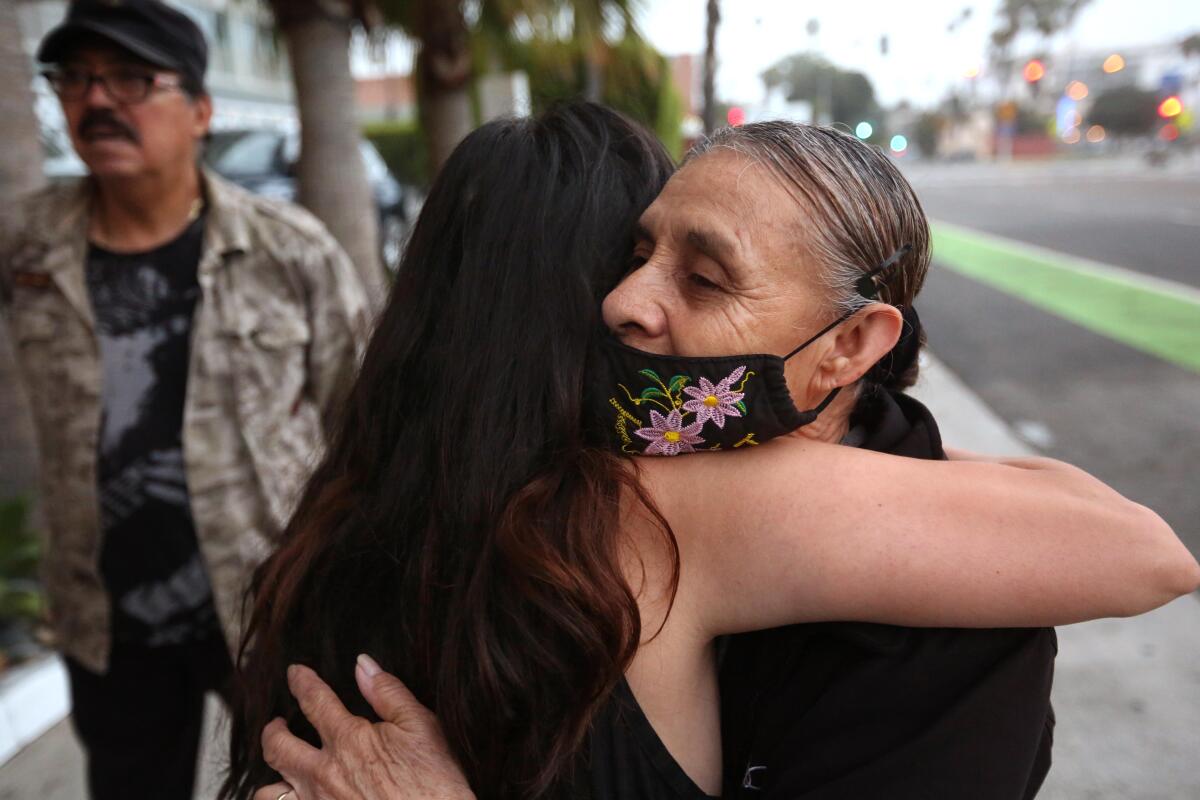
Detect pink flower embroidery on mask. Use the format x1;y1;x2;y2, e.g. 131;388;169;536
681;366;746;428
635;409;706;456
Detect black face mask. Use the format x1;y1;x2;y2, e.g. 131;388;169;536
588;245;912;456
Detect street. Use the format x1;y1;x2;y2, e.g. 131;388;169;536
904;157;1200;560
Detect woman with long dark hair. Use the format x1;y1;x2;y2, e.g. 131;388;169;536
225;104;1197;800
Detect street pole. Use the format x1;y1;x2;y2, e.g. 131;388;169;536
806;18;832;126
702;0;720;134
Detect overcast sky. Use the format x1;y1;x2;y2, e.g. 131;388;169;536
639;0;1200;107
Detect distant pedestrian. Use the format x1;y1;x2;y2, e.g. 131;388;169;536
0;1;369;798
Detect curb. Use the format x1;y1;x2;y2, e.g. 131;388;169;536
916;351;1200;800
0;655;68;767
909;351;1035;456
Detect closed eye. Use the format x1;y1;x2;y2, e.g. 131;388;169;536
688;273;721;291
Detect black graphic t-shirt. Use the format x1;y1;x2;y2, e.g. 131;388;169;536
86;215;221;647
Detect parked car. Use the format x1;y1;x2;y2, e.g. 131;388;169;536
204;129;419;273
40;126;87;181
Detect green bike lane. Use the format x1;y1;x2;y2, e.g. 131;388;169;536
931;222;1200;375
916;216;1200;561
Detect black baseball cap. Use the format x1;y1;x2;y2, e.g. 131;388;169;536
37;0;208;92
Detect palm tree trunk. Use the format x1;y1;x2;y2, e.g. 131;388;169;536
0;0;47;507
583;51;604;103
414;0;473;174
278;6;386;297
574;8;603;103
0;0;43;195
702;0;720;134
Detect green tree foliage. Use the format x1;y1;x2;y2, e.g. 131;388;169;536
363;119;430;186
275;1;679;175
654;57;684;159
468;0;641;98
378;0;676;165
914;112;944;157
762;53;882;130
1015;105;1050;135
1088;86;1161;136
602;36;682;157
0;497;42;636
489;27;685;159
990;0;1094;49
1182;32;1200;58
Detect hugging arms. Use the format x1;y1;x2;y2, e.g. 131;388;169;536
227;105;1199;800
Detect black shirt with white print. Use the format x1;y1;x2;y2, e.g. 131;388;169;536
86;214;221;647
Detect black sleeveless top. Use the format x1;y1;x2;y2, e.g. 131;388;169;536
718;390;1057;799
573;390;1054;799
574;679;719;800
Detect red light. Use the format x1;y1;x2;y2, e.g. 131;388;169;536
727;107;746;127
1157;96;1183;118
1159;123;1180;142
1023;60;1045;82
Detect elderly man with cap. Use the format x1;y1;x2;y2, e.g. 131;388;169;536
0;1;370;797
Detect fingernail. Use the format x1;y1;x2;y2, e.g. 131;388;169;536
356;653;382;678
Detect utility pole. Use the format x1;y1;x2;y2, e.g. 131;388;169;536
0;0;46;508
702;0;721;133
807;18;832;125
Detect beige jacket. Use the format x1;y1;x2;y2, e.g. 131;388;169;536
0;170;370;673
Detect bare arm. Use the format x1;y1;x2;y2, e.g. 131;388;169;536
637;438;1199;637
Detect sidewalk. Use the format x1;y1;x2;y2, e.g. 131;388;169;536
0;353;1196;799
911;354;1200;800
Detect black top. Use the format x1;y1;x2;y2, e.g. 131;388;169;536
718;389;1057;799
575;679;719;800
86;215;221;647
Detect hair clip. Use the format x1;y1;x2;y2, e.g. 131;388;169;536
855;243;913;299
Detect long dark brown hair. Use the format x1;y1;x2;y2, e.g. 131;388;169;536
222;103;677;799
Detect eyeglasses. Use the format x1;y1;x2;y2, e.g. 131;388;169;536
41;67;183;105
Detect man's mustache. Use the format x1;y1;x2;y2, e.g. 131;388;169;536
78;111;139;144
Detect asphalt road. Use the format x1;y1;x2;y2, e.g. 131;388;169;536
903;158;1200;560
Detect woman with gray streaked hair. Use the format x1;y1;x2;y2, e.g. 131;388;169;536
642;122;1057;799
690;121;935;318
247;112;1198;800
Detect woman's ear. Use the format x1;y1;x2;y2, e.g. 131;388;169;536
817;303;904;390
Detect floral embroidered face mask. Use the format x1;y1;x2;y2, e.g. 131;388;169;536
589;245;912;456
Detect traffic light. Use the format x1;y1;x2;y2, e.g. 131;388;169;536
1158;96;1183;119
1023;59;1045;98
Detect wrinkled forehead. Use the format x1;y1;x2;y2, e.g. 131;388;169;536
641;149;811;267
